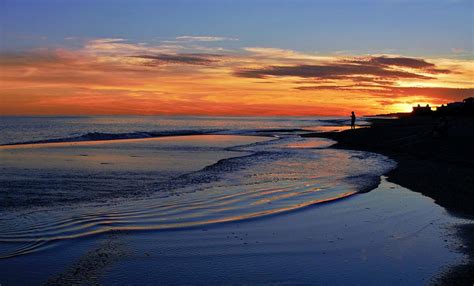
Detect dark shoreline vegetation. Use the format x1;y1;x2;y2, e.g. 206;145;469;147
303;115;474;285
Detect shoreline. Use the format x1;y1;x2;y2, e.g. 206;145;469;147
303;116;474;284
1;118;472;284
2;177;465;285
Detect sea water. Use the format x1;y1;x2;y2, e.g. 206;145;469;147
0;116;393;259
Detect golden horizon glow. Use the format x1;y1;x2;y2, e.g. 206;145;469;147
1;39;473;116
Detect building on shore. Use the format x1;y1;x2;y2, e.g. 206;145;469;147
412;104;432;116
435;97;474;116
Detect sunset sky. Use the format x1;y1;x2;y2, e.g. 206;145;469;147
1;0;473;116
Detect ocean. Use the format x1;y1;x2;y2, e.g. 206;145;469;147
0;116;395;259
0;115;367;145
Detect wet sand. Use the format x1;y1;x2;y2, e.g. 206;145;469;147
0;134;395;261
1;128;472;284
1;177;468;285
304;116;474;284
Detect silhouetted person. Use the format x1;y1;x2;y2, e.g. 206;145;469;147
350;111;356;130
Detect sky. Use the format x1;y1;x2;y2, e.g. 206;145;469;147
0;0;473;116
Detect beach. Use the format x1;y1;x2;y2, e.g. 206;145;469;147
2;0;472;284
304;116;474;284
0;116;472;285
3;177;469;285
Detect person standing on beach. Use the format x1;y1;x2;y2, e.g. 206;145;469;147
350;111;356;129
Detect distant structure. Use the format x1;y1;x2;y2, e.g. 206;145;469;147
464;97;474;109
412;104;432;116
378;97;473;117
435;97;474;116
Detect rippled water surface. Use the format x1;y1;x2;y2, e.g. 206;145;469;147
0;116;391;259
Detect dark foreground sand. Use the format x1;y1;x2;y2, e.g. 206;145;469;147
304;116;474;284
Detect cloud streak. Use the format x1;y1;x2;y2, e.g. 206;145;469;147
131;53;220;66
175;36;238;42
234;59;438;80
0;39;472;116
348;56;450;74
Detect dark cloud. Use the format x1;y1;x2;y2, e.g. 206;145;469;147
235;63;434;80
370;56;435;69
131;53;219;65
362;56;449;74
235;56;451;81
288;57;464;102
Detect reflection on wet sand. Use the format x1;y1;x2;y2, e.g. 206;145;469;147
0;134;394;260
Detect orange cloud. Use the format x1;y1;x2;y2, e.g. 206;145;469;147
0;39;472;116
